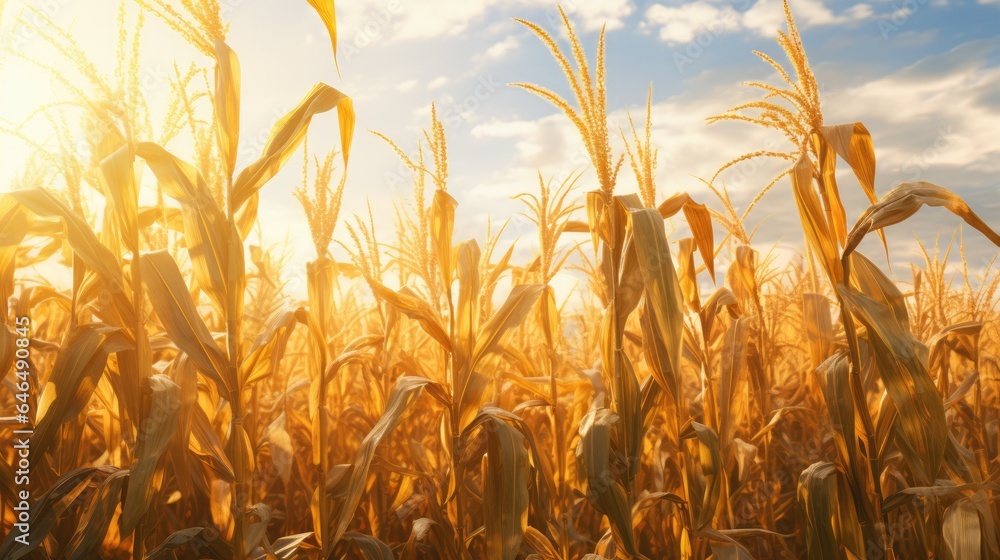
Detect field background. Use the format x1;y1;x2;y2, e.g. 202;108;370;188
3;0;999;290
1;0;1000;558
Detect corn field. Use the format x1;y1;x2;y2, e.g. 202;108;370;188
2;1;1000;558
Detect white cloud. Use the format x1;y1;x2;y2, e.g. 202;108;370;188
471;115;586;182
476;35;519;63
742;0;872;34
471;120;537;139
427;75;449;90
468;87;759;203
844;3;875;20
466;38;1000;271
644;0;873;45
396;79;418;92
824;41;1000;176
887;6;914;22
335;0;634;45
565;0;636;31
892;29;939;48
396;0;497;40
644;3;742;45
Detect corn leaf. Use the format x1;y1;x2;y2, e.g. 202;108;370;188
942;498;981;560
337;533;395;560
99;145;140;252
121;373;182;534
137;142;238;313
214;39;241;178
65;468;128;560
432;189;458;292
839;287;948;484
802;294;833;369
0;467;111;559
464;411;531;560
330;377;439;549
629;207;684;391
466;284;544;426
6;189;129;312
242;305;303;389
33;325;130;460
0;196;31;317
141;250;229;393
692;422;722;529
844;182;1000;259
796;461;865;560
819;122;877;205
369;281;451;351
251;533;313;560
232;83;354;212
146;527;232;560
576;400;637;555
790;155;843;284
305;0;341;72
719;317;751;446
814;132;848;247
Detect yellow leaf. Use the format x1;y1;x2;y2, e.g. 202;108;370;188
232;84;354;212
214;39;241;178
305;0;340;73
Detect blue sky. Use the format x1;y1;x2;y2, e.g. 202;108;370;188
2;0;999;297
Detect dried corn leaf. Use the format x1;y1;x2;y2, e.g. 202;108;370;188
214;39;241;177
122;374;182;534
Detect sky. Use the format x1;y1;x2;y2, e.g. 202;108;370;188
1;0;999;300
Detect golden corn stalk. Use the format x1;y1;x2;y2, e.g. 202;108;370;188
1;1;999;559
